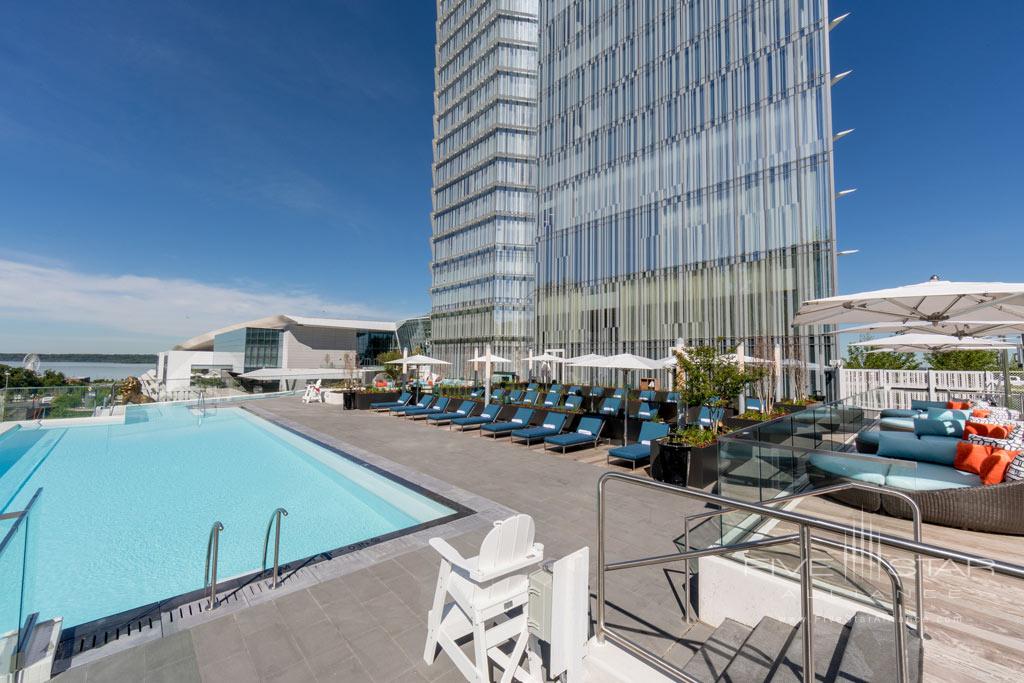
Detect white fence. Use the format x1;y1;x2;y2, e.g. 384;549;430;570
839;369;1023;412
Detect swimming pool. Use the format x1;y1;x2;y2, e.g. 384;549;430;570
0;404;457;629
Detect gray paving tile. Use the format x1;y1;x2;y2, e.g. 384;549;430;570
265;659;316;682
198;651;259;683
308;575;356;607
343;568;391;604
189;614;247;667
273;588;326;631
364;589;421;636
234;599;284;637
142;629;194;672
82;646;145;682
143;656;201;683
289;618;352;677
243;625;304;679
347;625;414;682
315;655;373;682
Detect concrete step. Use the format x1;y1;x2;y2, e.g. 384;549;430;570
767;617;847;683
717;617;795;683
681;619;753;682
835;612;922;683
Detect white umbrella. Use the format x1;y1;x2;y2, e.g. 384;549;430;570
569;353;662;445
467;354;512;364
385;354;450;366
565;353;605;364
834;320;1024;339
792;277;1024;326
521;353;567;363
851;333;1016;353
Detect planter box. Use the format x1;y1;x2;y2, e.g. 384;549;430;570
650;440;719;489
354;391;400;410
723;416;763;431
323;391;346;406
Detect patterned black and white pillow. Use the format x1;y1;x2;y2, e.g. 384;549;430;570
967;433;1012;449
1004;453;1024;482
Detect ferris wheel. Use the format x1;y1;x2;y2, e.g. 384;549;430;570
22;353;41;373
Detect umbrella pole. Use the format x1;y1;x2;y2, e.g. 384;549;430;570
1002;349;1011;408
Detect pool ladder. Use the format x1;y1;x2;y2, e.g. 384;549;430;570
203;507;288;609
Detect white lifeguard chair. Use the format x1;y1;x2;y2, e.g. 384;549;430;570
423;515;544;683
302;379;323;403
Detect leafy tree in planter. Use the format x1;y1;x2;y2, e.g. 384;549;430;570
673;345;760;418
377;350;403;382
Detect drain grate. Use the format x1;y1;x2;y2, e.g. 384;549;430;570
57;613;161;660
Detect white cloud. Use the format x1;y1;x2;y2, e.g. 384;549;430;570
0;258;399;347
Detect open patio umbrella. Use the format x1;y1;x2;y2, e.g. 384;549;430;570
569;353;663;444
851;333;1015;353
834;320;1024;339
792;277;1024;326
522;353;567;363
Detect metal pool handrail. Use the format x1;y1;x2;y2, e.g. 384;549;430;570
681;480;926;638
597;472;1024;683
204;521;224;609
0;487;43;673
261;507;289;589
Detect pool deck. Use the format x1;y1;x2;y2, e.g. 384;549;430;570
53;397;708;682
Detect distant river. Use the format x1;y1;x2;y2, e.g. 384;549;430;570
2;361;155;381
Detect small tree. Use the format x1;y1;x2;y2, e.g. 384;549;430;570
674;345;757;410
925;350;1000;371
751;336;779;415
377;350;403;382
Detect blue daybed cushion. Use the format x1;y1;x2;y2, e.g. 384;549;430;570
807;453;890;486
885;462;981;491
877;431;959;466
880;408;920;418
926;407;970;422
914;417;965;439
879;417;916;432
911;399;951;411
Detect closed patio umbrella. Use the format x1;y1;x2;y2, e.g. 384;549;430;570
466;348;508;404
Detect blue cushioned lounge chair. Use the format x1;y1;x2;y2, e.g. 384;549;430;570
406;396;450;419
745;397;764;413
692;405;724;429
633;402;657;420
511;413;567;446
589;387;605;398
469;388;483;398
564;395;583;411
527;383;539;392
371;391;412;411
550;384;563;394
638;390;656;402
507;390;524;403
390;395;433;415
481;408;534;438
489;389;506;403
607;421;670;470
544;417;604;453
520;390;539;406
598;397;622;417
451;403;500;431
567;386;582;396
665;392;680;404
542;391;560;407
611;387;626;399
427;400;477;425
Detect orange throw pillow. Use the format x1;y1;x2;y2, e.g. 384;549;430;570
981;450;1019;485
964;422;1013;439
972;409;991;418
947;400;972;410
955;442;993;475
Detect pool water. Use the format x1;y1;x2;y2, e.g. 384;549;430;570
0;405;454;628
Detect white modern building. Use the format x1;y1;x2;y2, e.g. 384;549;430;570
156;314;430;393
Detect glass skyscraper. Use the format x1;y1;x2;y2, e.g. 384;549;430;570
430;0;541;370
534;0;839;373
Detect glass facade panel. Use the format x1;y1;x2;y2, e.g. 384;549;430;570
356;330;396;366
534;0;837;373
214;327;282;373
430;0;540;369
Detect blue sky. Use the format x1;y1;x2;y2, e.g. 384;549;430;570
1;1;1021;353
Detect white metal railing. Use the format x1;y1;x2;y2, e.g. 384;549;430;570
840;369;998;400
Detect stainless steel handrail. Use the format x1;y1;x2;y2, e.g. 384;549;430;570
0;488;43;673
204;521;224;609
597;473;1024;683
261;507;289;589
681;480;925;638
